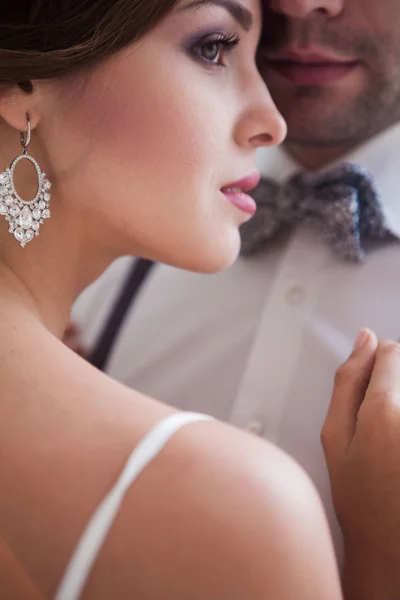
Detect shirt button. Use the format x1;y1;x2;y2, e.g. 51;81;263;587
286;285;305;306
245;420;265;436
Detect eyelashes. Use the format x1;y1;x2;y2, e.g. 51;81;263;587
189;31;241;67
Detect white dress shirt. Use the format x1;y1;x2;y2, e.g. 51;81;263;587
72;121;400;563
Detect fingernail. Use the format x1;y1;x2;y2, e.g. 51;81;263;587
353;328;370;350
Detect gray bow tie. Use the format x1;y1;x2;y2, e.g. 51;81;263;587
240;163;392;262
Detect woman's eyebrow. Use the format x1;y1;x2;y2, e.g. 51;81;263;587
177;0;253;32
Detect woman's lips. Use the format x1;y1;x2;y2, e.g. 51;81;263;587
221;171;260;216
221;189;257;216
268;59;360;86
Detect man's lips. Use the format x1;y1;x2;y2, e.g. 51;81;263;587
266;51;360;86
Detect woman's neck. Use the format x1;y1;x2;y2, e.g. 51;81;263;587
0;123;121;337
0;221;115;338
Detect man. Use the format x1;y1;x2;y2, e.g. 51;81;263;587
73;0;400;577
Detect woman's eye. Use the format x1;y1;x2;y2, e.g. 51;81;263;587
193;33;240;67
200;41;222;63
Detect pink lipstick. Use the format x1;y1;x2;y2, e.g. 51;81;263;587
221;171;260;216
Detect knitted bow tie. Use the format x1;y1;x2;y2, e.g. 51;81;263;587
240;163;392;262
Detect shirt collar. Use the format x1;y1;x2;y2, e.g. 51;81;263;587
256;121;400;237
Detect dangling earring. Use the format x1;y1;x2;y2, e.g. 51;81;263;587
0;114;52;248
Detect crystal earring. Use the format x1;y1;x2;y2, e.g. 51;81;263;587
0;114;52;248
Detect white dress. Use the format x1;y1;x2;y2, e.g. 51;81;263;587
53;412;214;600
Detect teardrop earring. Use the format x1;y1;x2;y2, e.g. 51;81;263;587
0;114;52;248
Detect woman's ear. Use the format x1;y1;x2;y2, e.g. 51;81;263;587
0;82;40;132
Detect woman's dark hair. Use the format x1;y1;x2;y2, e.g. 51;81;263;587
0;0;178;86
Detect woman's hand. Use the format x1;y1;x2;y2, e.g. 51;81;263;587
322;330;400;600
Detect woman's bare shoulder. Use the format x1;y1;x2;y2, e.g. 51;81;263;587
0;324;341;599
83;418;342;600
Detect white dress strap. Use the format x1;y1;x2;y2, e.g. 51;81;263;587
54;411;214;600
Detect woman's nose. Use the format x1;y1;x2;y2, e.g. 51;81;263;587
235;80;287;150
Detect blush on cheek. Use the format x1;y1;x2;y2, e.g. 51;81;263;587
88;48;222;173
51;44;229;261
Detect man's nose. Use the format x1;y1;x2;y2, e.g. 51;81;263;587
268;0;344;19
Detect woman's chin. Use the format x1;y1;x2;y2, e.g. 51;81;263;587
130;228;242;274
170;232;241;274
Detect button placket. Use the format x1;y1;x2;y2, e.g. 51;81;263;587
229;228;330;442
286;285;306;306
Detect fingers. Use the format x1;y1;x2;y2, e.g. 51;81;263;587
322;328;378;467
364;340;400;408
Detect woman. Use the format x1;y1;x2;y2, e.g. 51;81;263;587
0;0;389;598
